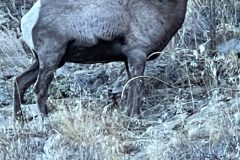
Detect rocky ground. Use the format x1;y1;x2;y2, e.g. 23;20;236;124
0;0;240;160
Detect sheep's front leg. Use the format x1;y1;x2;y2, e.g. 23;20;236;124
125;49;146;117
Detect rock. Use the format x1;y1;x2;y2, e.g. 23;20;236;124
218;38;240;55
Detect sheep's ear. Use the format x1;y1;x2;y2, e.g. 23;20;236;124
21;0;41;50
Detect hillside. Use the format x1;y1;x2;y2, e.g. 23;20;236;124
0;0;240;159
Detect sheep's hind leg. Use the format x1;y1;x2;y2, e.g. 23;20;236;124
13;60;39;121
33;47;66;118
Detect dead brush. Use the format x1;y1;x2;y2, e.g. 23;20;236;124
0;0;240;159
0;29;29;75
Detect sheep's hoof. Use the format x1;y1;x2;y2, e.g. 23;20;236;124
108;89;120;106
13;110;39;124
13;110;23;121
127;108;141;118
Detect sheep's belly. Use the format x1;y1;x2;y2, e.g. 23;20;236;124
21;0;41;50
64;39;126;64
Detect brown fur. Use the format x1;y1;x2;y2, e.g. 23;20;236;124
14;0;188;120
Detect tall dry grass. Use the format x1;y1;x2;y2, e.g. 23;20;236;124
0;0;240;159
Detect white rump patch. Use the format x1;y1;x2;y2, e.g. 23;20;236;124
21;0;41;50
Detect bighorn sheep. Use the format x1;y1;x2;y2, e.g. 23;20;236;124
14;0;188;120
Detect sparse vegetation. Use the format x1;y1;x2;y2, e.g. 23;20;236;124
0;0;240;159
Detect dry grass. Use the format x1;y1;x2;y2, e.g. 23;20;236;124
0;29;30;76
0;0;240;159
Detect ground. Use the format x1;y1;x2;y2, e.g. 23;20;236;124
0;0;240;160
